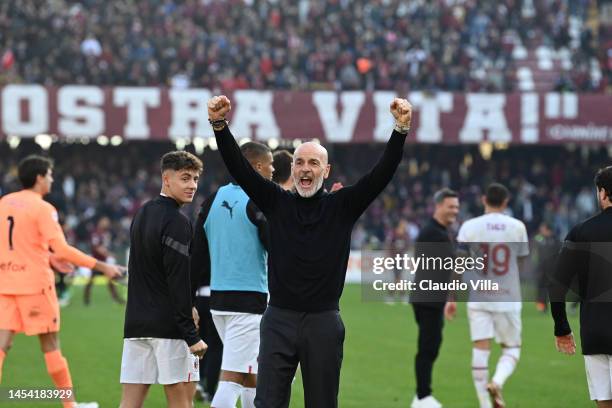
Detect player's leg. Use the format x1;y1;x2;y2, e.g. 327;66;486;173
299;310;344;408
163;383;191;408
255;306;300;408
468;308;493;408
0;330;15;384
211;314;243;407
119;384;151;408
241;373;257;408
27;288;76;408
237;314;262;408
490;311;522;388
584;355;612;408
39;332;78;408
411;303;444;406
83;272;95;305
213;371;246;407
0;294;22;384
185;380;197;403
154;339;200;407
106;279;125;305
212;314;261;408
119;339;156;408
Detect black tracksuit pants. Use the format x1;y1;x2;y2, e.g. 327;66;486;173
412;304;445;399
255;306;345;408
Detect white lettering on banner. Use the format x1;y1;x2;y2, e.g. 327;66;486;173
230;90;280;140
58;86;104;138
2;84;48;136
459;94;511;142
409;91;453;143
562;93;578;118
114;88;160;139
521;93;539;143
168;89;212;139
545;92;578;119
545;93;560;118
312;91;365;142
373;91;396;141
547;124;611;141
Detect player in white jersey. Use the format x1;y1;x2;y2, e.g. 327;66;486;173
452;183;529;408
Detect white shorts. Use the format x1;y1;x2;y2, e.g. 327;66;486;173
119;338;200;385
585;355;612;401
467;308;522;346
212;312;261;374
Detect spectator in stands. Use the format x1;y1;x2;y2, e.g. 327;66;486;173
0;0;606;92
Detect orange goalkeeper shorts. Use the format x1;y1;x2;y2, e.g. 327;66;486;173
0;287;60;335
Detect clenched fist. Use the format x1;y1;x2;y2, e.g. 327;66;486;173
190;339;208;359
208;95;231;121
390;98;412;128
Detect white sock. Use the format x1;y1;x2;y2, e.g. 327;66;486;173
472;348;491;408
240;387;256;408
492;347;520;387
211;381;242;408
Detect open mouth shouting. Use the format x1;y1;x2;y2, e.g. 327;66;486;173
299;175;314;190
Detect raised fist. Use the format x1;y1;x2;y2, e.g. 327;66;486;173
390;98;412;128
208;95;231;121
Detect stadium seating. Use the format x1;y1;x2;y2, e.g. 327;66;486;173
0;0;608;92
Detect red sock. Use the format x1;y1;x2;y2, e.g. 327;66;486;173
44;350;75;408
0;349;5;384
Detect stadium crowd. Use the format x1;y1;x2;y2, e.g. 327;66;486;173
0;141;607;258
0;0;608;92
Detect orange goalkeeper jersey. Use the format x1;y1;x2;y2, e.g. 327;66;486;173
0;190;96;294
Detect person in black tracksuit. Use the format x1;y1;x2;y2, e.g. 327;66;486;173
206;95;412;408
549;166;612;406
533;221;560;311
409;189;459;408
120;151;207;407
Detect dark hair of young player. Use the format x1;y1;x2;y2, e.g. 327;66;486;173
485;183;510;207
160;151;203;174
594;165;612;201
272;150;293;184
18;155;54;189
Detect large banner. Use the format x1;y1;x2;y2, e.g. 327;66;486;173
0;85;610;144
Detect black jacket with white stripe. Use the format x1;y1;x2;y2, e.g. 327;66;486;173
123;195;200;346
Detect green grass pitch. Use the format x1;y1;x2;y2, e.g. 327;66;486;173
3;284;589;407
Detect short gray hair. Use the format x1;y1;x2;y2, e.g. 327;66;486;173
433;188;458;204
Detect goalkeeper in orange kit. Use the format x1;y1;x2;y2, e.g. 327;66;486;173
0;155;124;407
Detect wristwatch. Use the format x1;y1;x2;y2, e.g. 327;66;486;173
394;122;410;134
209;118;228;131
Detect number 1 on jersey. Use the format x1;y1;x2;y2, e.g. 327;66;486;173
7;216;15;250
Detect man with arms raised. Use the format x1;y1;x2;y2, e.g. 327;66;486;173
208;94;412;408
120;151;207;408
